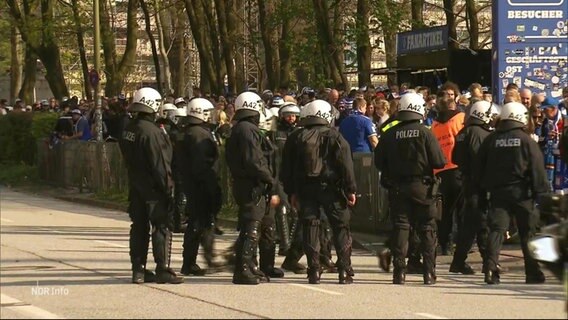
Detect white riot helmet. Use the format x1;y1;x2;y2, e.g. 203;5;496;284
187;98;214;124
174;107;187;117
271;96;285;108
469;100;499;124
397;92;425;121
233;91;265;121
299;99;333;126
500;102;528;126
162;103;177;121
279;102;301;117
129;87;162;113
259;108;277;131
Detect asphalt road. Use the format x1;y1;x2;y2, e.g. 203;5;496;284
1;188;566;319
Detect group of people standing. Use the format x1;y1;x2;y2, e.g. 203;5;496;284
118;81;567;287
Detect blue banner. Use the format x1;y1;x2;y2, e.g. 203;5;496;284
396;26;448;56
492;0;568;103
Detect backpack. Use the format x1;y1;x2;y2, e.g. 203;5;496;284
296;127;331;178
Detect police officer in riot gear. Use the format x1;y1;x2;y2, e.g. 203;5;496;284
226;91;281;285
257;109;286;279
280;99;357;284
179;98;222;276
375;92;446;285
450;101;499;275
476;102;549;285
119;87;184;284
156;103;187;233
269;102;300;259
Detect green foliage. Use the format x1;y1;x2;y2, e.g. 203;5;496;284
31;112;59;140
0;163;39;186
94;187;129;207
0;112;58;165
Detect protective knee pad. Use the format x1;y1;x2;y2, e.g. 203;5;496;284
238;220;260;268
276;206;291;251
259;223;276;252
152;224;172;270
302;219;321;268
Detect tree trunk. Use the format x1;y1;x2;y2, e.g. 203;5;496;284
202;0;224;95
384;31;398;86
465;0;479;50
10;22;22;103
6;0;69;100
167;3;187;97
101;0;139;97
140;0;163;94
258;0;280;91
19;45;36;104
215;0;237;95
356;0;371;87
312;0;345;87
185;0;220;95
278;0;292;89
71;0;92;100
443;0;458;49
411;0;425;29
155;0;173;96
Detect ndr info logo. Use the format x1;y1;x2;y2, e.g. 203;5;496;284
31;281;69;296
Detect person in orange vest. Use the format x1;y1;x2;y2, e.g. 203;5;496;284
431;95;466;256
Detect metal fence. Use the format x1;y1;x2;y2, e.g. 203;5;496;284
36;140;391;233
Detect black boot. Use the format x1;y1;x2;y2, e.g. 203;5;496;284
282;242;307;274
156;266;184;284
307;268;321;284
393;258;406;285
339;268;353;284
233;220;262;285
132;265;145;284
144;269;156;283
259;219;284;279
233;264;260;285
423;271;437;285
180;263;207;276
181;226;205;275
484;269;500;285
377;248;392;272
449;262;475;275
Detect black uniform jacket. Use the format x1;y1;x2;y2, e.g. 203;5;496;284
119;114;173;202
452;122;492;178
280;124;357;197
226;118;277;209
180;123;219;184
475;125;549;196
374;120;446;183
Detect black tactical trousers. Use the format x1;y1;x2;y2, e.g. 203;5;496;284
299;186;352;273
452;181;488;266
182;181;220;267
388;182;437;274
436;169;463;252
173;180;187;230
485;186;541;277
274;189;291;254
234;218;261;275
129;194;173;271
259;212;278;272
